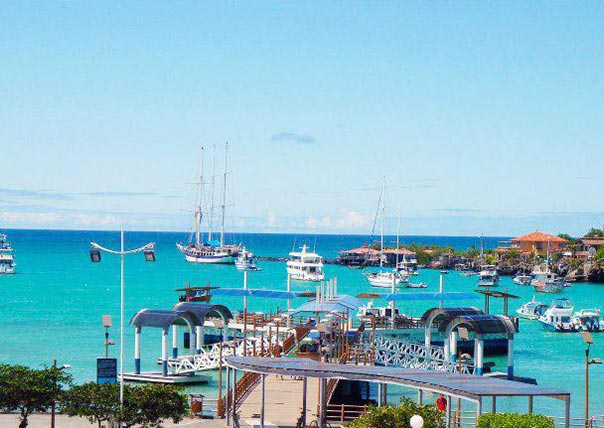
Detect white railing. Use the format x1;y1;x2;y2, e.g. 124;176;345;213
167;336;275;374
361;334;473;374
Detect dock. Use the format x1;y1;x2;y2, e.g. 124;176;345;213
123;371;209;384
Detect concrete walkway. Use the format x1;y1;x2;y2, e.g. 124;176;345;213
237;374;320;428
0;414;228;428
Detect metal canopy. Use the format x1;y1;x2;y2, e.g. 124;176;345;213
211;288;303;299
225;356;569;402
475;290;520;299
171;302;233;322
421;307;484;323
443;314;517;335
129;309;199;329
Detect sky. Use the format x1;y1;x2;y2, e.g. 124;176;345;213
1;2;603;236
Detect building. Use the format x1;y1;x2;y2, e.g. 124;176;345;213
581;236;604;259
510;231;567;256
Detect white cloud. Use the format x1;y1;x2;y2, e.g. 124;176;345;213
0;211;61;225
267;211;278;228
334;209;371;230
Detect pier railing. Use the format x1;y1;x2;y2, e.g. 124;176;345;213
361;333;474;374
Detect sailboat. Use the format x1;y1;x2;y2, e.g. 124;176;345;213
0;234;16;274
531;238;566;293
364;179;406;288
177;144;242;264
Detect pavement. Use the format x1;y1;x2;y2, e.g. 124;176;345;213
0;414;228;428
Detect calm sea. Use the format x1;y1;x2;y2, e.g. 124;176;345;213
0;229;602;417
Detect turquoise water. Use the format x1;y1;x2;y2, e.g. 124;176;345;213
1;229;602;417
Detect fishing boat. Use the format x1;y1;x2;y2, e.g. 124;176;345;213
177;144;242;264
513;274;532;285
539;298;577;332
516;298;548;320
478;265;499;287
571;309;604;332
286;244;324;282
235;247;261;271
0;234;15;275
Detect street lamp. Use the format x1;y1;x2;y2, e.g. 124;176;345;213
50;360;71;428
90;229;155;425
582;332;602;428
102;315;115;358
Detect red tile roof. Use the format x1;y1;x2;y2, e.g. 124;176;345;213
511;231;567;244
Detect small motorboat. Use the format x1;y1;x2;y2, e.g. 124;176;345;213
531;271;566;294
407;282;428;289
513;274;532;285
235;247;261;271
571;309;604;332
516;298;548;320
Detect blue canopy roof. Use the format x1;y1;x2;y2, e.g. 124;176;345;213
211;288;302;299
385;292;479;301
211;288;253;297
288;295;362;315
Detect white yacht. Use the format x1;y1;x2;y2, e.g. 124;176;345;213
397;253;419;275
364;270;408;288
478;265;499;287
0;234;16;274
235;247;261;271
286;245;324;282
531;271;566;294
571;309;604;332
177;144;242;264
356;301;402;322
516;298;548;320
513;274;533;285
539;298;576;332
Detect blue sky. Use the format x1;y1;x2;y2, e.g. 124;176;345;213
1;2;603;236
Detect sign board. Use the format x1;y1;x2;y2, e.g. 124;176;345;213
97;358;117;384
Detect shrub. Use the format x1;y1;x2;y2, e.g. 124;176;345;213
0;364;72;428
347;398;443;428
477;413;554;428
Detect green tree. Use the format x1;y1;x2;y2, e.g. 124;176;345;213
123;383;188;428
61;383;188;428
61;382;121;428
348;398;443;428
586;228;604;237
0;364;72;428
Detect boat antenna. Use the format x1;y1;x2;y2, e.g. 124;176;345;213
313;236;317;253
220;141;229;247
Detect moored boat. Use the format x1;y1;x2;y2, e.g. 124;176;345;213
539;298;577;332
531;271;566;294
478;265;499;287
571;309;604;332
286;244;324;282
235;247;261;271
364;269;407;288
513;274;532;285
516;298;548;320
177;144;242;264
0;234;15;275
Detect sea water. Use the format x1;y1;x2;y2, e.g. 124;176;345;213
0;229;602;417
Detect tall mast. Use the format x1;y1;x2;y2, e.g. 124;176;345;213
396;206;400;268
546;237;550;272
208;145;216;242
195;147;205;246
220;142;229;247
380;176;386;269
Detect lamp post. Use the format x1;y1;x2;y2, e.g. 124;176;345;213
50;360;71;428
582;332;602;428
90;229;155;424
